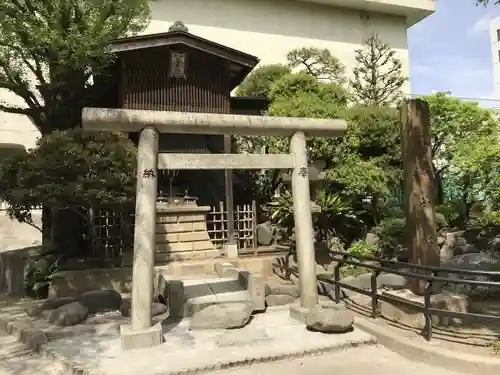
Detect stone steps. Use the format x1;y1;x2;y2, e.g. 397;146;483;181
156;263;266;318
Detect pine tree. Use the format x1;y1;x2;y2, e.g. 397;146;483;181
350;34;407;106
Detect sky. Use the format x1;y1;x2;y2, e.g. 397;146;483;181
408;0;500;105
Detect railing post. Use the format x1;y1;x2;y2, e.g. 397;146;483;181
371;270;381;318
423;279;433;341
334;263;341;303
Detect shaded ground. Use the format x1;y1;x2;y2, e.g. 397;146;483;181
0;331;64;375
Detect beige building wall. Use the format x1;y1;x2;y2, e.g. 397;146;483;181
0;0;435;150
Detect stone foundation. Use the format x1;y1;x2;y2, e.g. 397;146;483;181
48;254;285;298
122;201;221;265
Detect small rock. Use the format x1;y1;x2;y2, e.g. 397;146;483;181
190;302;253;330
265;283;299;297
317;280;334;296
77;289;122;314
305;305;354;333
26;304;43;317
120;298;168;318
364;232;379;248
41;297;77;311
256;222;274;246
49;302;88;326
265;294;296;306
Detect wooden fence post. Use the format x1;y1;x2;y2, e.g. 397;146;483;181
400;99;440;295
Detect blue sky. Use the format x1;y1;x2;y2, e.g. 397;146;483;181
408;0;500;103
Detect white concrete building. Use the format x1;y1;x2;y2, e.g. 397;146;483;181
0;0;435;149
490;16;500;99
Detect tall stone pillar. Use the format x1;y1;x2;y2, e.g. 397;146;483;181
290;131;318;309
121;126;163;350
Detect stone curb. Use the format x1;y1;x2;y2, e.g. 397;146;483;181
0;315;99;375
0;309;377;375
354;316;500;375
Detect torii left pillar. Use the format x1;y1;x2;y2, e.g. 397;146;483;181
120;126;164;350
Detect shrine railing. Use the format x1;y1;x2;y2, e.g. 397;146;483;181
273;250;500;341
87;200;258;262
206;200;257;250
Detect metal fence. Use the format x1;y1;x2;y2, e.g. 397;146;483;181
274;250;500;341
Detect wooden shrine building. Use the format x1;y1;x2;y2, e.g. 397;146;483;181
91;21;269;205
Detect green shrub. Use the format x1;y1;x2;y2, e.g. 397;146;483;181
434;212;448;230
374;217;406;258
268;189;294;237
436;201;466;227
347;240;374;258
327;236;345;252
24;255;61;299
470;210;500;228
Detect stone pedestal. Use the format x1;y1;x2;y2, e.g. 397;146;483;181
380;289;470;328
223;243;238;259
155;201;221;262
120;322;163;350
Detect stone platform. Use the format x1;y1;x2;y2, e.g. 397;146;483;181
42;308;376;375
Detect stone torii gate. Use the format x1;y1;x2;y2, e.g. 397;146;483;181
82;107;346;350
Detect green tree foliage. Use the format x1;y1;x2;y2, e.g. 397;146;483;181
0;0;151;134
0;129;137;250
286;47;346;84
350;34;407;105
235;64;291;98
261;60;401;240
268;72;349;119
425;92;498;206
477;0;500;5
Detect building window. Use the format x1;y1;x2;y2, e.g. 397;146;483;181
498;49;500;63
497;29;500;41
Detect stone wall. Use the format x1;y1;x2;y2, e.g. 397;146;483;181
0;208;42;252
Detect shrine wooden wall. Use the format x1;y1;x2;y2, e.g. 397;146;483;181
118;46;232;114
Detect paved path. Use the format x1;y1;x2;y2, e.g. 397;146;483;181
0;329;465;375
212;345;465;375
0;331;64;375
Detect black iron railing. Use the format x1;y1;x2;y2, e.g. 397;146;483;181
274;250;500;341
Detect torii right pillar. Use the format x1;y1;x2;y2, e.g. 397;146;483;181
400;99;440;295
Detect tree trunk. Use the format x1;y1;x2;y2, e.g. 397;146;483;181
400;99;440;296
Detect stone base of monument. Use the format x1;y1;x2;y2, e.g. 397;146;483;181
120;322;163;350
223;242;239;259
289;299;355;333
380;289;470;329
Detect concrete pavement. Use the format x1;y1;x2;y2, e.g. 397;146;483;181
212;345;465;375
0;330;65;375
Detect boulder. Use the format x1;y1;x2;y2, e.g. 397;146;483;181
256;222;274;246
265;294;296;306
26;304;44;317
49;302;88;326
77;289;122;314
190;302;253;330
265;283;299;298
42;297;77;311
305;305;354;333
120;298;168;318
442;252;500;297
